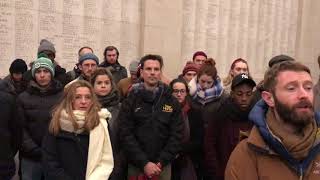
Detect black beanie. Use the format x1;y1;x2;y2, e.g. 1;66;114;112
9;59;28;74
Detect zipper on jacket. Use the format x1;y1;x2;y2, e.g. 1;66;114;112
299;166;303;180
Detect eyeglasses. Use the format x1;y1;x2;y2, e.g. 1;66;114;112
172;89;186;94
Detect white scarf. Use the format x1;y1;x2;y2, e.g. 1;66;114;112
59;108;114;180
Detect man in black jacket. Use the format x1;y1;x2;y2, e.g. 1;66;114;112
119;54;183;180
0;89;21;180
17;57;63;180
99;46;127;84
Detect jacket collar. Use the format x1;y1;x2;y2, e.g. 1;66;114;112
247;99;320;176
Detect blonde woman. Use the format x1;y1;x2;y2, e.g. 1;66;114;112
42;80;114;180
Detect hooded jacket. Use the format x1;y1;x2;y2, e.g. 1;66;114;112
0;89;20;179
225;100;320;180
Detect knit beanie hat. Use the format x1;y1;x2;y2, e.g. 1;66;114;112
268;54;294;68
38;39;56;54
32;57;55;78
129;60;140;73
78;53;99;65
182;61;199;75
192;51;207;60
9;59;28;74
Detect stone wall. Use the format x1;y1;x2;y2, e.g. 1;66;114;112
0;0;319;81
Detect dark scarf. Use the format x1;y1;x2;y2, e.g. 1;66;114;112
131;81;164;103
97;90;120;108
3;75;27;95
181;100;191;143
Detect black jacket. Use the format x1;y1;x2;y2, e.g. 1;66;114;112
99;61;128;84
119;83;184;170
42;131;89;180
17;80;63;161
0;89;21;178
0;75;28;95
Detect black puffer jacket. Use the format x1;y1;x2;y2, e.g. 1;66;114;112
42;131;89;180
0;89;21;178
119;83;184;170
17;80;63;161
0;75;28;95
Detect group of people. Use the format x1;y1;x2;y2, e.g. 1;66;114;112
0;38;320;180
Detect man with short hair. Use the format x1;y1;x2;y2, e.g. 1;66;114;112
18;57;63;180
66;46;94;81
23;39;68;85
66;53;99;87
0;58;28;95
100;46;127;84
119;54;183;180
225;61;320;180
205;73;256;179
192;51;207;65
117;60;140;99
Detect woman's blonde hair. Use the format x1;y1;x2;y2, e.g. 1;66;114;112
49;80;101;135
223;58;250;86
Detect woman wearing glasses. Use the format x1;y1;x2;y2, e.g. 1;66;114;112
169;79;198;180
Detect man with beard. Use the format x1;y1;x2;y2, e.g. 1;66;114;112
225;61;320;180
205;73;256;180
99;46;127;84
65;53;99;88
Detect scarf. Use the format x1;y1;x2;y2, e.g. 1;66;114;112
60;110;87;134
266;109;317;160
130;81;164;103
97;90;120;108
181;100;191;143
193;78;224;105
59;108;114;179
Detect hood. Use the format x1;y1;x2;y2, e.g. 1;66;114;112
248;99;320;176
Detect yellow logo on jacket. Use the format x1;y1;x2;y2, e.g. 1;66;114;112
316;128;320;139
162;104;173;112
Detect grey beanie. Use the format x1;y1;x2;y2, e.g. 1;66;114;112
38;39;56;54
129;60;140;73
78;53;99;65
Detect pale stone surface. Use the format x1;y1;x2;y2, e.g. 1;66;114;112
0;0;319;82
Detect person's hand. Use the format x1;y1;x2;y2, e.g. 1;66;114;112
144;162;162;178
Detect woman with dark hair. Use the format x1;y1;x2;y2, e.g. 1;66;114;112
169;79;198;180
189;60;228;179
91;68;125;180
42;80;114;180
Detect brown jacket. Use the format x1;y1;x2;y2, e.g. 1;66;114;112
225;126;320;180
